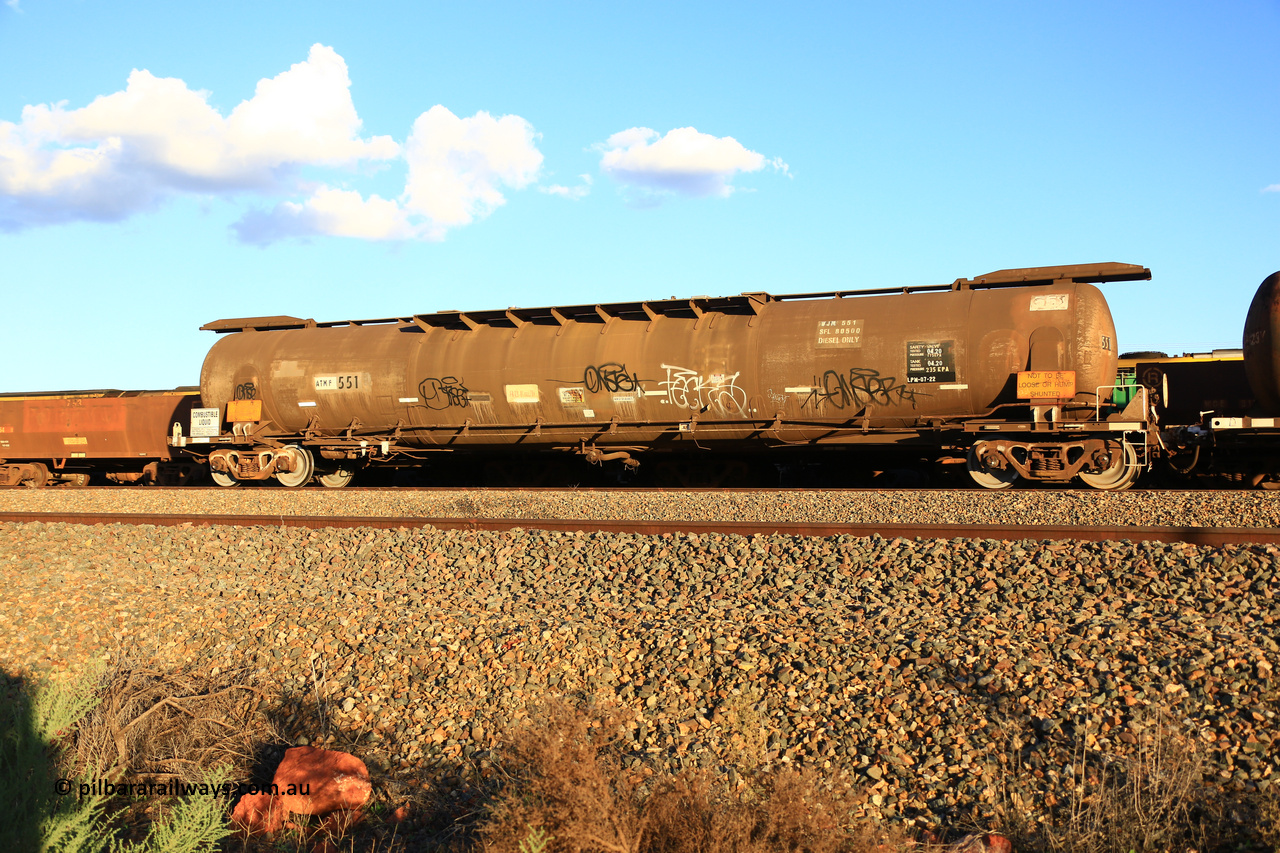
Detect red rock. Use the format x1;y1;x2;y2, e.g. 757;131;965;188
230;746;371;843
274;746;372;816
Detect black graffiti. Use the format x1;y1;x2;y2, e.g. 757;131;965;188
234;382;257;401
805;368;928;410
583;363;639;394
419;376;470;410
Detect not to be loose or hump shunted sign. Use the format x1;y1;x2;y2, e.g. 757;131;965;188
1017;370;1076;399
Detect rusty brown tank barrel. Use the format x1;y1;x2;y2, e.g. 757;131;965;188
1244;271;1280;415
198;264;1128;449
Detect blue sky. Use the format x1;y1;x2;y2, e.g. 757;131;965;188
1;1;1277;391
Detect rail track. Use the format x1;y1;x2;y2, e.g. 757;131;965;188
2;510;1279;546
0;480;1270;493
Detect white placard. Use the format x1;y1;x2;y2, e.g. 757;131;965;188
505;384;540;404
190;408;221;437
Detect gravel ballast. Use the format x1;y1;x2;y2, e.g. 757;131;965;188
2;511;1277;829
3;486;1280;527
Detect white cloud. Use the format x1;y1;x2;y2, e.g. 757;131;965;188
233;187;434;245
232;105;545;244
0;45;544;243
0;45;396;230
1265;184;1280;193
60;45;396;185
402;105;543;227
598;126;787;199
540;174;593;200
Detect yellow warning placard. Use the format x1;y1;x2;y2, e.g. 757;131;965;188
227;399;263;422
1017;371;1076;399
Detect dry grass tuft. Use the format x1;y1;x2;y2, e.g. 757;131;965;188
995;704;1278;853
476;700;903;853
478;701;642;853
1255;789;1280;852
641;767;892;853
64;660;267;785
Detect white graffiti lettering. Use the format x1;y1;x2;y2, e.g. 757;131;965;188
659;364;748;417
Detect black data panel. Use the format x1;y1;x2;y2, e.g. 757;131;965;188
906;341;956;384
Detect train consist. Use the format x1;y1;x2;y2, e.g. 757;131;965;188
7;262;1280;490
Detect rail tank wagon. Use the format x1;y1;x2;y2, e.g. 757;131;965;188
1243;271;1280;415
172;263;1152;489
1165;269;1280;486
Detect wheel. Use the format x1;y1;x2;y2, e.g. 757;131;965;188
275;446;314;488
317;466;356;488
210;469;239;488
22;463;49;488
1078;440;1140;491
966;444;1019;489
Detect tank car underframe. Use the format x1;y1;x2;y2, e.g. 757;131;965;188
176;413;1152;489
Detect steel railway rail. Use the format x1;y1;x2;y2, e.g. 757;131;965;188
0;479;1264;492
1;511;1277;546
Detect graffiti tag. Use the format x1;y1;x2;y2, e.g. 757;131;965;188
418;376;470;410
660;364;748;417
583;363;641;394
234;382;257;401
803;368;928;411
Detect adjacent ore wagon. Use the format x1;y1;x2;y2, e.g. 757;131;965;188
169;262;1154;490
0;389;204;486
